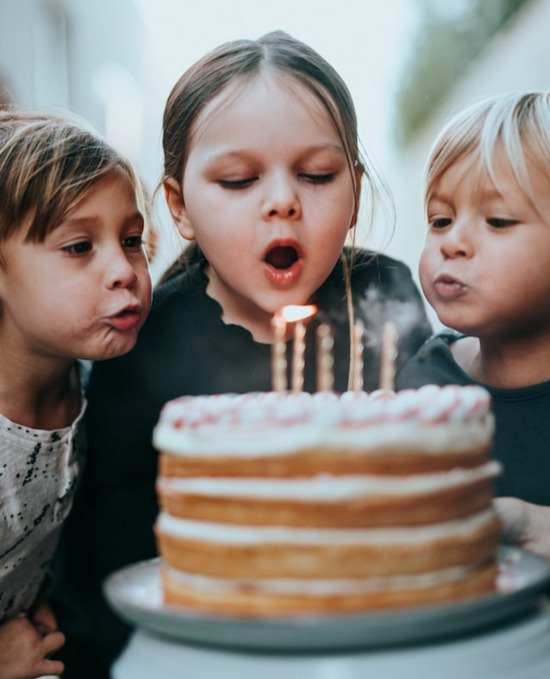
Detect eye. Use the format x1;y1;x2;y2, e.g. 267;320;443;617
430;217;452;229
300;173;335;184
122;235;144;250
487;217;517;228
63;240;92;255
219;177;257;189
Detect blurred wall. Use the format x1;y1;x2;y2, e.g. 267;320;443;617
0;0;173;275
0;0;165;218
387;0;550;328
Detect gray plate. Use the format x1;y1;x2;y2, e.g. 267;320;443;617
103;546;550;652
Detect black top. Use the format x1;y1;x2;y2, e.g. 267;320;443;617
50;249;431;677
397;329;550;504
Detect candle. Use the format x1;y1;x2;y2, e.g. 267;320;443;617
291;319;306;392
316;323;334;392
351;321;364;392
379;321;398;391
271;312;287;392
272;305;317;393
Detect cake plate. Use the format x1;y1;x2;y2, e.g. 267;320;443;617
103;546;550;652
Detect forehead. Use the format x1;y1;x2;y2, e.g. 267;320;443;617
190;70;338;143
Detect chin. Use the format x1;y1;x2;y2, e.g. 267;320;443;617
88;336;140;361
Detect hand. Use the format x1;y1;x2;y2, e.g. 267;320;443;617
0;615;65;679
495;496;550;559
28;595;58;636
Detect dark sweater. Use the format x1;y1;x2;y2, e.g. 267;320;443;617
397;329;550;504
50;249;431;677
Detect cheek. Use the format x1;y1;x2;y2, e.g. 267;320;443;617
418;249;435;296
418;245;433;277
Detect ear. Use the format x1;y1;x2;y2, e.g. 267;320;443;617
350;170;363;229
164;177;195;241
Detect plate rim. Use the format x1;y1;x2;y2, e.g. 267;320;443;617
103;545;550;650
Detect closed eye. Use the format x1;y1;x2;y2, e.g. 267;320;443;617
300;173;335;184
487;218;517;228
219;177;257;189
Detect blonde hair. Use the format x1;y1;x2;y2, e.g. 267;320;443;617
0;109;144;245
424;91;550;214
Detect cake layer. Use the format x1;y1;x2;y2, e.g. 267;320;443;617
158;444;492;478
155;509;501;579
154;386;494;479
156;461;500;527
160;558;498;615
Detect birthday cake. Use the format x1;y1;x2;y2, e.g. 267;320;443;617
153;385;501;616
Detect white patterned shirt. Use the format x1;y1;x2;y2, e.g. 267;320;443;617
0;393;86;621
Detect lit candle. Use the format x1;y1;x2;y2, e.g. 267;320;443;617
271;312;287;392
316;323;334;392
351;321;364;392
277;305;317;393
379;321;398;391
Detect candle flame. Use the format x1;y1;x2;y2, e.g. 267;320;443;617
279;304;317;323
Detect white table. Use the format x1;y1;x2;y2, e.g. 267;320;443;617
111;603;550;679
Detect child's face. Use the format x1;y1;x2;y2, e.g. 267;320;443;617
420;150;550;339
0;168;152;361
166;71;357;334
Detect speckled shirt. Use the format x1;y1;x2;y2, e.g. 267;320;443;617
0;394;86;620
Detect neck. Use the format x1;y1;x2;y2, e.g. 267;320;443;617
204;266;276;344
0;357;80;429
452;334;550;389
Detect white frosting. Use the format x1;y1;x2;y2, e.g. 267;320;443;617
153;385;494;457
164;562;482;596
156;508;497;546
157;460;501;500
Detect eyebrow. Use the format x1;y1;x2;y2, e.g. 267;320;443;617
205;143;347;161
60;211;144;226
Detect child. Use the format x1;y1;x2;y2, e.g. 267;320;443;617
0;110;152;679
396;91;550;558
51;31;432;677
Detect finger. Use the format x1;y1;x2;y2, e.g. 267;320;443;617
32;606;57;631
38;658;65;676
30;597;58;631
42;630;66;655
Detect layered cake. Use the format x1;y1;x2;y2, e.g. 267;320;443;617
153;385;501;615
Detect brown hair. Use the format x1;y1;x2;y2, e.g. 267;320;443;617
0;109;143;245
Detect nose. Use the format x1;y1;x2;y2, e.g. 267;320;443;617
106;247;138;289
261;171;302;220
439;218;474;259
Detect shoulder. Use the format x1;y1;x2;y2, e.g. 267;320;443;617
152;262;205;309
351;250;417;290
348;248;412;273
415;328;462;358
396;329;469;388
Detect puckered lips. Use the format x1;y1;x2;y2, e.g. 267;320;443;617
434;273;467;299
108;304;143;331
263;239;303;286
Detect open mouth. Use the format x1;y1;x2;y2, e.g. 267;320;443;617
264;245;299;270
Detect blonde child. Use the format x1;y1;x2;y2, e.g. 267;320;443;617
396;91;550;558
0;110;152;679
52;31;432;677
